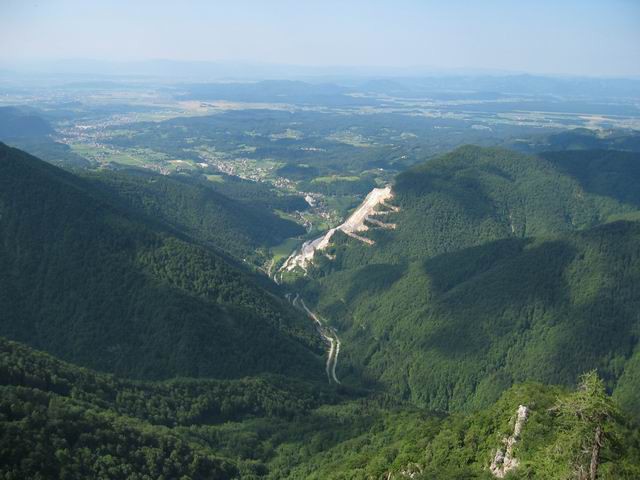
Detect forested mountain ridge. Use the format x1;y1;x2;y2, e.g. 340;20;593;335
82;169;305;265
301;146;640;417
0;106;93;168
356;146;639;264
541;149;640;210
0;106;53;138
0;142;323;380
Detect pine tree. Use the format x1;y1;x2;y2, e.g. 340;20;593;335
551;371;618;480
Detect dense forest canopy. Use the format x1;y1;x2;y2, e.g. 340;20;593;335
299;146;640;420
1;0;639;473
1;337;639;479
0;143;322;381
82;168;305;264
1;134;639;478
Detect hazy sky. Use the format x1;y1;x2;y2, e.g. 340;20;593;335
1;0;639;76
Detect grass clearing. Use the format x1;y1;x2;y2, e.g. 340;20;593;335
271;237;302;262
206;174;225;183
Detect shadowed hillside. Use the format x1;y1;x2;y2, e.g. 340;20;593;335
0;143;323;380
301;146;640;417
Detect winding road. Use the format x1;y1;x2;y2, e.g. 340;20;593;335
273;187;397;383
292;294;341;384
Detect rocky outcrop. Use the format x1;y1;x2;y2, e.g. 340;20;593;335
490;405;529;478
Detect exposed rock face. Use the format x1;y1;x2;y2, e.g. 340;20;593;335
383;462;422;480
398;463;422;479
304;194;316;207
490;405;529;478
281;186;395;271
388;405;529;480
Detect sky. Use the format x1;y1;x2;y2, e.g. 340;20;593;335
1;0;639;77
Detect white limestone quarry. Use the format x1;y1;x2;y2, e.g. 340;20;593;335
281;186;395;272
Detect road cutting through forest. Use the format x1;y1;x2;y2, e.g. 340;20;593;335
292;294;341;384
275;186;398;383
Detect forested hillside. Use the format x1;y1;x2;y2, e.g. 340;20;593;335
0;143;322;380
2;139;639;479
0;337;329;479
2;337;638;479
301;146;640;417
83;169;305;265
0;107;92;168
0;106;53;138
321;146;640;267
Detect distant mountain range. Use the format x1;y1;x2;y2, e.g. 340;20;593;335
2;60;640;99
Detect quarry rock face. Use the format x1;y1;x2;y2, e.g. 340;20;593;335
281;186;395;272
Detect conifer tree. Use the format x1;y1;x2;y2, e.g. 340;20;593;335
551;371;617;480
